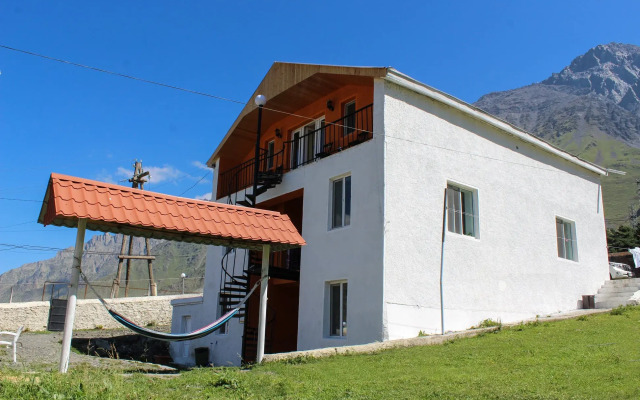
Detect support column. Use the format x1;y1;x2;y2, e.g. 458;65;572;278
256;244;270;363
59;218;87;373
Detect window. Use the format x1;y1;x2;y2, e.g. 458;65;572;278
331;175;351;229
446;184;477;237
328;281;348;337
343;101;356;136
291;117;325;169
556;218;577;261
266;140;275;170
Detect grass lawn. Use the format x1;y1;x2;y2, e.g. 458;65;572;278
1;306;639;399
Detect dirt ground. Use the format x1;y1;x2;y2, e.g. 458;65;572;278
0;328;177;373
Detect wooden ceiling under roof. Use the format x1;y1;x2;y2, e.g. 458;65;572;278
208;63;389;164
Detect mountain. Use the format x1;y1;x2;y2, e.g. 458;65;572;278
0;233;207;302
474;43;640;225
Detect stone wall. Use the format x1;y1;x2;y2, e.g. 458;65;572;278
0;295;194;331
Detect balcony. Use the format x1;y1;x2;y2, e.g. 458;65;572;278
218;103;373;199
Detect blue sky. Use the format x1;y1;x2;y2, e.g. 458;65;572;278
1;1;639;275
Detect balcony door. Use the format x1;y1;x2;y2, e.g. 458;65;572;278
291;117;324;169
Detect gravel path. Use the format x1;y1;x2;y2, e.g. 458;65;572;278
0;329;177;373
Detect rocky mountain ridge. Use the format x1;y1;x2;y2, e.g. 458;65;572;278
0;233;207;302
475;43;640;225
476;43;640;150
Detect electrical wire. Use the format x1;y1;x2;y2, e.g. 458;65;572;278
0;197;41;203
179;170;211;196
1;44;631;178
0;44;246;106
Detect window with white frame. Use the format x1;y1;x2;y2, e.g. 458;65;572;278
343;100;356;136
556;217;577;261
331;175;351;229
266;140;275;170
290;117;324;169
328;281;348;337
446;183;478;237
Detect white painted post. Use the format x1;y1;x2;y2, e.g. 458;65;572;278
59;218;87;373
256;244;270;363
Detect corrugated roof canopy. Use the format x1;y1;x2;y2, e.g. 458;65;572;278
37;173;305;251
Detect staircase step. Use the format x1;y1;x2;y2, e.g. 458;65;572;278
595;299;637;309
220;292;246;299
595;293;636;302
598;286;640;294
236;200;253;207
602;278;640;287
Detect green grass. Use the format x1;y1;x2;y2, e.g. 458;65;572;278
2;307;640;399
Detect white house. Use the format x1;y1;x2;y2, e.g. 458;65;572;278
170;63;609;366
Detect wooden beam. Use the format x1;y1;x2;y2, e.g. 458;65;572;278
117;255;156;260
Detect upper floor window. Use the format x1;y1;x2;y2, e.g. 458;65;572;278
556;217;577;261
331;175;351;229
343;100;356;136
266;140;275;170
291;117;324;169
446;183;478;237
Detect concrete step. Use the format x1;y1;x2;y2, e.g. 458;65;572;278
597;285;640;294
595;293;636;302
600;279;640;288
595;299;637;309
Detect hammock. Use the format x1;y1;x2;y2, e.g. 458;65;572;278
80;272;263;342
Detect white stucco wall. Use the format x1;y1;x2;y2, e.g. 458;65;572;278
175;122;387;365
381;78;609;338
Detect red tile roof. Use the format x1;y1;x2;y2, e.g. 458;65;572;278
37;173;305;251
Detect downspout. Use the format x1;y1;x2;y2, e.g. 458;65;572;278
440;188;448;335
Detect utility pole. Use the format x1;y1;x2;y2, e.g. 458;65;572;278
110;161;157;297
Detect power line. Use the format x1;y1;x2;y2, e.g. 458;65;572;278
0;44;622;175
0;197;41;203
0;242;204;257
0;44;246;106
179;170;211;196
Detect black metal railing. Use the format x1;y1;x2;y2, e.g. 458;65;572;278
218;103;373;199
249;248;301;273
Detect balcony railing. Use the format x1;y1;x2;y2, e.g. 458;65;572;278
218;103;373;199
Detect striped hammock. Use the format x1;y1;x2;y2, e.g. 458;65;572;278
80;272;262;342
108;307;238;342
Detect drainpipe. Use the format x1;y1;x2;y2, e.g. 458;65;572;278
440;189;448;335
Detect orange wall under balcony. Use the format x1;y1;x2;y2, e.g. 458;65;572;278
216;83;373;199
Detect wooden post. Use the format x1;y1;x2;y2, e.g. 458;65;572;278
256;244;270;363
124;236;134;297
111;235;128;298
145;238;157;296
59;218;87;373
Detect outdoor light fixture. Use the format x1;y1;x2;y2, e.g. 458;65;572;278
327;100;334;111
275;129;282;138
255;94;267;107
